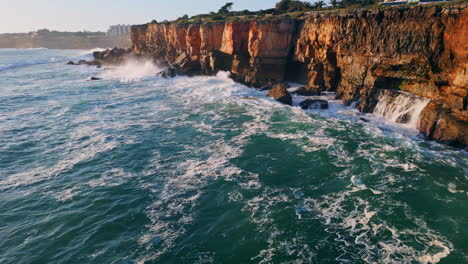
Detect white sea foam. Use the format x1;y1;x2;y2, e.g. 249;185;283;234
87;168;134;188
447;182;465;194
137;136;253;262
99;59;163;82
0;125;117;191
50;186;81;202
137;76;458;263
308;184;453;264
374;90;430;129
135;73;303;263
418;240;452;264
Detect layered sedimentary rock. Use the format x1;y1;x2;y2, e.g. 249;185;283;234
129;5;467;147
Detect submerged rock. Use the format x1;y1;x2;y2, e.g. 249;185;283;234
267;83;292;105
67;60;99;66
299;99;329;110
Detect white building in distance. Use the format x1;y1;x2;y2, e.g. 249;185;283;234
107;25;131;36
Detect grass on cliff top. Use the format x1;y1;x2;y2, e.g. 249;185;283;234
148;1;467;25
154;13;298;25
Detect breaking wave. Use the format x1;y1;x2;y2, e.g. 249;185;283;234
99;58;163;82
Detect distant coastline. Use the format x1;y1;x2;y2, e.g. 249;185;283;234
119;3;467;148
0;28;131;50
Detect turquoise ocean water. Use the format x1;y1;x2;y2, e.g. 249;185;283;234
0;48;467;264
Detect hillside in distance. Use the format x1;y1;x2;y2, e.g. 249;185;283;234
0;29;130;49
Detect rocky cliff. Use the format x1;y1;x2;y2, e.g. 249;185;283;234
130;5;467;147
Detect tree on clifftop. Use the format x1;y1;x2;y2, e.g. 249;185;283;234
314;0;326;8
275;0;313;12
275;0;292;11
219;2;234;14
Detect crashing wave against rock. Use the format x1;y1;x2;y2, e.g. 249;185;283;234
374;89;430;129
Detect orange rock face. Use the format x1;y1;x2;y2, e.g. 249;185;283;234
130;24;148;54
246;19;296;85
165;24;187;59
220;21;250;55
290;6;467;146
186;24;201;58
200;23;224;52
248;19;295;59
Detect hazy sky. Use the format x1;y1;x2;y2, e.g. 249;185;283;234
0;0;285;33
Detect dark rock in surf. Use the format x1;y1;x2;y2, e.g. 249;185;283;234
259;81;274;91
299;99;328;110
159;68;176;79
67;60;97;66
418;102;468;148
170;52;201;76
88;77;101;81
167;68;176;78
93;47;133;65
267;83;292;105
292;86;321;96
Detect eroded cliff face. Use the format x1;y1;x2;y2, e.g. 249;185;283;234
130;5;467;147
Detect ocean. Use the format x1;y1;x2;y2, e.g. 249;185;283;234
0;48;467;264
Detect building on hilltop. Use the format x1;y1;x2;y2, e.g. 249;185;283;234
107;25;131;36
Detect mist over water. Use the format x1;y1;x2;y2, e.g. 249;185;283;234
0;49;467;264
99;59;163;82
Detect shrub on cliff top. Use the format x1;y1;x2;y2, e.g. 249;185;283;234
218;2;234;14
275;0;314;12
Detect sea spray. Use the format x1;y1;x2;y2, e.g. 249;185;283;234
374;89;430;129
99;58;164;82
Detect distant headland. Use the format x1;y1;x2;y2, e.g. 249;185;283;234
0;26;131;49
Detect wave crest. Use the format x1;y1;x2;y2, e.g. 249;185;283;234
99;59;163;82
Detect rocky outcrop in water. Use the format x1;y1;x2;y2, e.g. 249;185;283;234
300;99;329;110
93;48;133;65
129;5;467;147
268;83;292;105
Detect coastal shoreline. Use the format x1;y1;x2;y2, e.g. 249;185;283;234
90;5;467;148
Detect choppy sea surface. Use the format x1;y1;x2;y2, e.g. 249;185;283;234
0;48;467;264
